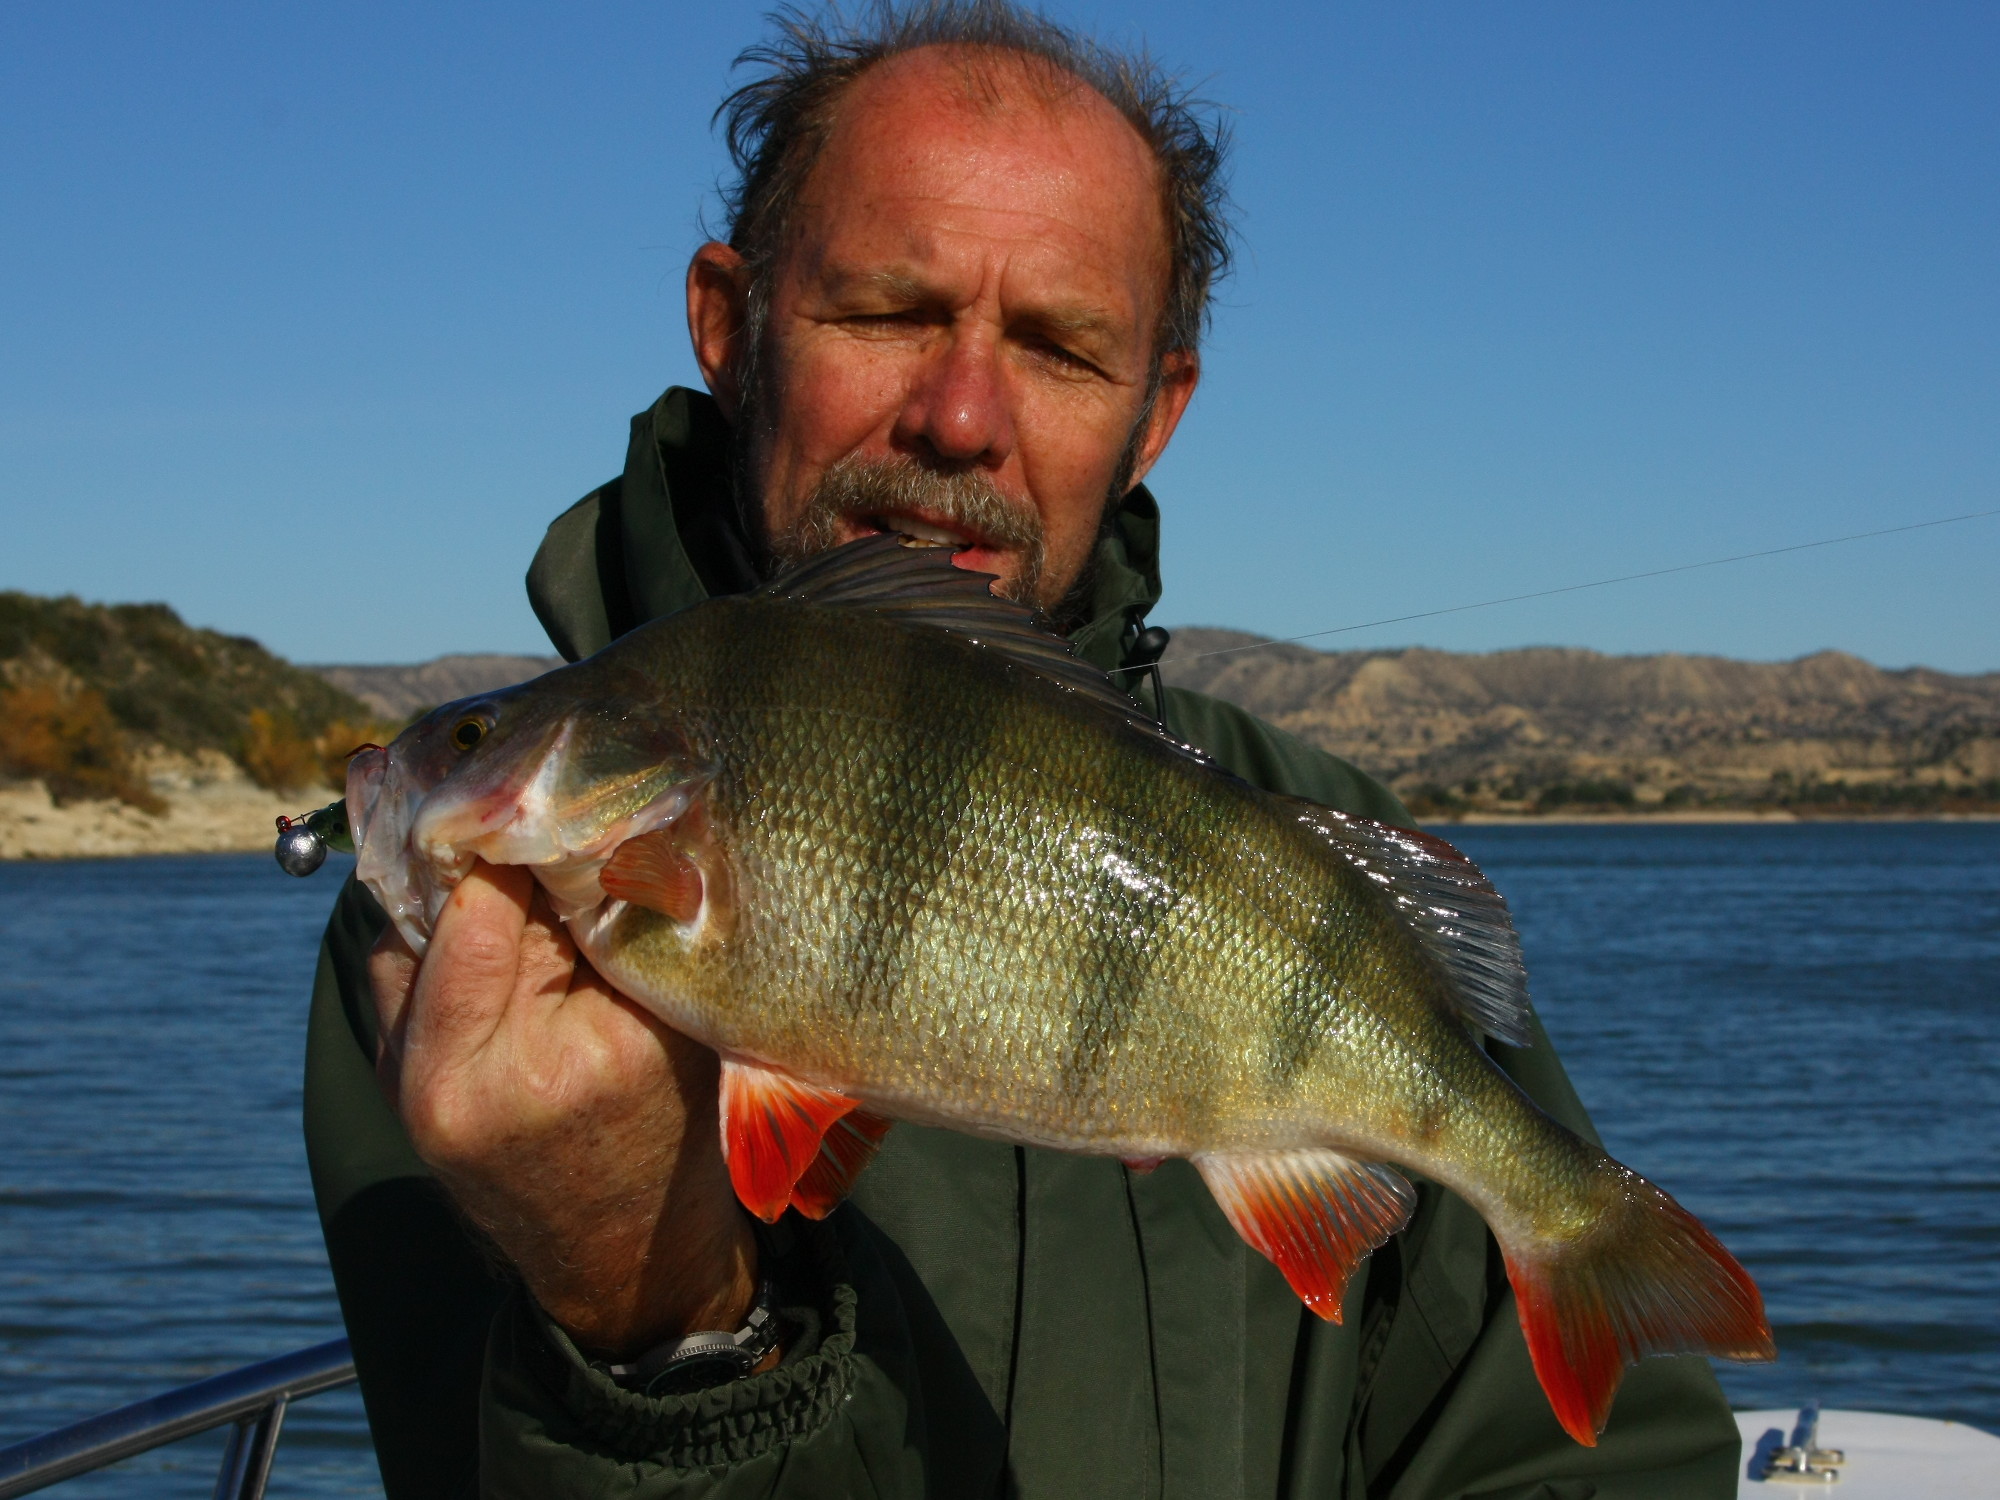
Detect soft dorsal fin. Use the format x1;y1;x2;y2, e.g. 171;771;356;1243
1283;804;1535;1047
753;535;1203;749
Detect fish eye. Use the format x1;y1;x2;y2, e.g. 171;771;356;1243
450;714;492;752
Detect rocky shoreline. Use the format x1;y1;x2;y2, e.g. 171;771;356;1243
0;751;315;860
7;627;1999;858
5;776;1994;861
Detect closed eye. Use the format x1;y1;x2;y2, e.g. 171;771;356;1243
844;307;945;332
1023;335;1109;379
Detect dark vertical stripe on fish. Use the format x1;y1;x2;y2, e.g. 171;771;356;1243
1256;850;1355;1089
1265;956;1338;1088
1058;761;1180;1100
834;631;1004;1018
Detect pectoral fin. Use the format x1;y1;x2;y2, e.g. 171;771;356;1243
718;1060;860;1222
789;1109;895;1219
601;828;704;921
1193;1148;1416;1322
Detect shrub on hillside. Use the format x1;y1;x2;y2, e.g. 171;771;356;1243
1401;781;1470;818
239;709;322;793
1;590;380;792
0;679;166;813
1536;779;1637;810
239;710;395;794
314;720;393;794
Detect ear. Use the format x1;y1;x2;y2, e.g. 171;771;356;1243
1122;347;1200;491
687;242;754;423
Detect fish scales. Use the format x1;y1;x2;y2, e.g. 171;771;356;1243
348;536;1772;1445
591;600;1486;1163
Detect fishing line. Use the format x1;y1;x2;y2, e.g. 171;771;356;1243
1134;504;2000;670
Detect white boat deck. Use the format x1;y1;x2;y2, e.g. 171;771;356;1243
1735;1408;2000;1497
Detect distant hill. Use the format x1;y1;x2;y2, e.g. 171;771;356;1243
8;580;1997;851
311;654;562;720
0;592;383;809
1162;631;2000;815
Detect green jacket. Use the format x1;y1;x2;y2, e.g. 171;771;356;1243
304;388;1740;1500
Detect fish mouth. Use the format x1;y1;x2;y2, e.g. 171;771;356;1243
351;716;576;954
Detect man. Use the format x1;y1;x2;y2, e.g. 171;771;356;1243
305;5;1742;1496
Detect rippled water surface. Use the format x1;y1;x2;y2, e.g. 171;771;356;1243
1451;822;2000;1429
0;853;375;1497
2;826;1996;1495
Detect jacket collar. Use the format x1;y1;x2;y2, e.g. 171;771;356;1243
526;387;1165;678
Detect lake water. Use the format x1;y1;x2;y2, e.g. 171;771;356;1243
1;823;1995;1495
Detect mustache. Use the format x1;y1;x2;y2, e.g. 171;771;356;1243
767;456;1047;603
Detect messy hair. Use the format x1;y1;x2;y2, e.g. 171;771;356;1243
715;0;1234;365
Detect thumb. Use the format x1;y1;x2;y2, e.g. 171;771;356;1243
400;859;537;1070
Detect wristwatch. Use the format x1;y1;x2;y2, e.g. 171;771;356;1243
595;1279;780;1397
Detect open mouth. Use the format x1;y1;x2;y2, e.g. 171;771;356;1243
860;512;981;550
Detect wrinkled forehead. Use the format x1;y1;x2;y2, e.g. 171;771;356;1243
788;45;1171;307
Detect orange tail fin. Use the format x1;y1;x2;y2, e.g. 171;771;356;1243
1503;1177;1774;1446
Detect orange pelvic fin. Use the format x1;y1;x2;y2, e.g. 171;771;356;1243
789;1109;895;1219
602;828;705;923
1193;1149;1415;1322
1502;1180;1774;1446
718;1060;859;1222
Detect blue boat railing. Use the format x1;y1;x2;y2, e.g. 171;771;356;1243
0;1339;357;1499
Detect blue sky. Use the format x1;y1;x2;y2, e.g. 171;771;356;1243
2;2;1995;670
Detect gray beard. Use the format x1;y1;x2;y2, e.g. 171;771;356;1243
765;454;1051;609
731;354;1157;631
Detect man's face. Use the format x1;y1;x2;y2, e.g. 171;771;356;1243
688;46;1198;613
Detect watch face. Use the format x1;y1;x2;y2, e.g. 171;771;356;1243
644;1346;758;1398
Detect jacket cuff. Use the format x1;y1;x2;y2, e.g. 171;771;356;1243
494;1215;858;1469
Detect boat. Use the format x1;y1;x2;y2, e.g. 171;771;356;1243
1733;1401;2000;1496
0;1341;353;1498
5;1352;1997;1498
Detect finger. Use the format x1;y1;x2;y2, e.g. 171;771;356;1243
513;879;584;1016
366;923;421;1067
401;859;536;1067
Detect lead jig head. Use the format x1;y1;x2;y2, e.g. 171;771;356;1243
273;799;354;876
274;815;327;876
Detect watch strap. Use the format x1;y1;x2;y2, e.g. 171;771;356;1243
596;1279;780;1397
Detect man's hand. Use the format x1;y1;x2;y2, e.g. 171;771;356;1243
368;860;756;1358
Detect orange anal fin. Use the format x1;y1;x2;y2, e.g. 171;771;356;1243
718;1060;859;1222
1193;1149;1415;1323
1122;1157;1165;1175
602;828;704;923
788;1109;895;1219
1500;1184;1773;1446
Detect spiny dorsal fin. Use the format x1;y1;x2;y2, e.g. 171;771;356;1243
755;535;1208;751
1282;805;1535;1047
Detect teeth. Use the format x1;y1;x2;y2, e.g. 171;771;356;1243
883;516;963;547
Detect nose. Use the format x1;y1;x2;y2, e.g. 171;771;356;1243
892;326;1015;470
